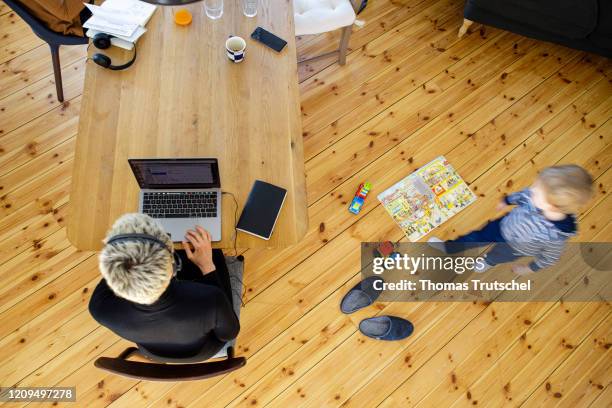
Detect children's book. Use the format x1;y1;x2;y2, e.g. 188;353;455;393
377;156;477;241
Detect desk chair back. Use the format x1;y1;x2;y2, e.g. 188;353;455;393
94;346;246;381
3;0;90;102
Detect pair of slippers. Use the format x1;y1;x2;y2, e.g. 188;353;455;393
340;276;414;341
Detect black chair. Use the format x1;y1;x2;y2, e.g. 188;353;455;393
94;345;246;381
3;0;91;102
94;254;246;381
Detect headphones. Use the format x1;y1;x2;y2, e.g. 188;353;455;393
105;233;182;276
90;33;137;71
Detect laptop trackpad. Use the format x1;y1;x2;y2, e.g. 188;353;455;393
159;218;222;242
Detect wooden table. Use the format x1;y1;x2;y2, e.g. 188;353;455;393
67;0;308;250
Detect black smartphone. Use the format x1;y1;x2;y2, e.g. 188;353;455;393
251;27;287;52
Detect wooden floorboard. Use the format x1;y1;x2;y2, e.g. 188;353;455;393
0;0;610;407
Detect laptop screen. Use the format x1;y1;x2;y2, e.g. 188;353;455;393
128;158;220;189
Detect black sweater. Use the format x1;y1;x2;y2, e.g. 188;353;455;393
89;278;240;358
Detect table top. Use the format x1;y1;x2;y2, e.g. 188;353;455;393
67;1;308;250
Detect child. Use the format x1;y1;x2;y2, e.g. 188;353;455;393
429;165;593;274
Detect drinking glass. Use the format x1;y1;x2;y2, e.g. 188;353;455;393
204;0;223;19
242;0;258;17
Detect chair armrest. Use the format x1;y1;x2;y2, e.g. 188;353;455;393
94;356;246;381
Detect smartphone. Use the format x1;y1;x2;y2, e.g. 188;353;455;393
251;27;287;52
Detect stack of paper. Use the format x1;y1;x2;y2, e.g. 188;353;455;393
83;0;157;50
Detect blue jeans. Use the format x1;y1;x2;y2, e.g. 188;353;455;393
445;218;521;266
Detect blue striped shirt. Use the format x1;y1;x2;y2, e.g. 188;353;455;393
501;189;576;271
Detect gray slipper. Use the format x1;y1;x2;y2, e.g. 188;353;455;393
359;315;414;341
340;276;384;314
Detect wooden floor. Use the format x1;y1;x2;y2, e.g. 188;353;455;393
1;0;610;406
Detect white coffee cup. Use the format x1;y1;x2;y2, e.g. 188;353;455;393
226;36;246;63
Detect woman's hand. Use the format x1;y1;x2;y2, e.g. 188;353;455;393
183;226;216;274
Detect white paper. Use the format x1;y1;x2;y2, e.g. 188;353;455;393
86;29;141;50
100;0;157;26
83;14;139;37
83;0;156;44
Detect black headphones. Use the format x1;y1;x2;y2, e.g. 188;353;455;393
90;33;137;71
105;233;182;276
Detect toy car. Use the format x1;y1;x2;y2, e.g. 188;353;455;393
376;241;395;257
348;182;372;214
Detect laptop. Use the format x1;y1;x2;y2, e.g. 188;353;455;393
128;158;222;242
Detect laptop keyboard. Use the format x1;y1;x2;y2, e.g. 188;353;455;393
142;192;218;218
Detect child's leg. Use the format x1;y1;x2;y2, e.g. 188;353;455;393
445;218;505;253
483;243;521;267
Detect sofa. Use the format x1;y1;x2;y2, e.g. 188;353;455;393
461;0;612;58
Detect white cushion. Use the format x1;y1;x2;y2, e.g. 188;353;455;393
294;0;356;36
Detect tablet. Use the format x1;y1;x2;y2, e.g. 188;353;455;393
236;180;287;240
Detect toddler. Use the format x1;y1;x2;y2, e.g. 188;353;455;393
429;165;593;274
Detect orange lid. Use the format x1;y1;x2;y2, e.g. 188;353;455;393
174;9;192;26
